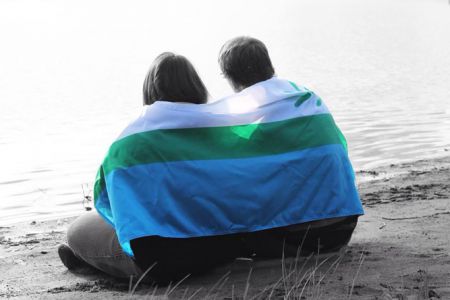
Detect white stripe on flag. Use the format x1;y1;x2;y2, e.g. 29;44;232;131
117;78;329;141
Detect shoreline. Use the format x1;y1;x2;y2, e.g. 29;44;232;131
1;156;449;299
2;152;449;229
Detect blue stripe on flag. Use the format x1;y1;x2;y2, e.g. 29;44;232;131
101;144;363;256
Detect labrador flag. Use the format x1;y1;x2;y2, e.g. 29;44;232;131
94;77;364;256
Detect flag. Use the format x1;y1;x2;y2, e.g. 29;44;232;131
94;77;364;256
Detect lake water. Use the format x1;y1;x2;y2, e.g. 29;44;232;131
1;0;449;225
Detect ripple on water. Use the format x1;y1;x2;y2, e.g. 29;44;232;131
57;200;85;206
56;192;79;196
0;179;30;185
29;169;53;174
1;205;29;210
10;189;42;197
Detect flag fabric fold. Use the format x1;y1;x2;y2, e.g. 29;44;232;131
94;77;364;256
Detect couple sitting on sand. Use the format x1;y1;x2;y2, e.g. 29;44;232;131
58;36;364;284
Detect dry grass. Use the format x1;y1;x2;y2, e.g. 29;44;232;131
127;246;368;300
125;236;440;300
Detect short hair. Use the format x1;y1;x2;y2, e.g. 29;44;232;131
143;52;208;105
218;36;275;89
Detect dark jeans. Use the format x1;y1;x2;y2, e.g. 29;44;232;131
67;212;357;284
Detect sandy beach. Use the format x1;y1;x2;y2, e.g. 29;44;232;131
1;156;449;299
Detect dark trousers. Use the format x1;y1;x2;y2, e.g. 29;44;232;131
130;216;358;283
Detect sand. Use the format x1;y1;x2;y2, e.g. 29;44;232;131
1;156;449;299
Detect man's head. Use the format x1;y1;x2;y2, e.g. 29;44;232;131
218;36;275;92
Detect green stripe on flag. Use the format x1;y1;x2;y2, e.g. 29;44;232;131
94;113;346;200
105;113;345;174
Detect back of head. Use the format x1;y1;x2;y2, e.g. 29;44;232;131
218;36;275;91
143;52;208;105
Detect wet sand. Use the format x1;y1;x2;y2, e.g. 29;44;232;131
1;156;449;299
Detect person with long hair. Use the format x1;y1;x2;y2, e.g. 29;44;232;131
58;52;220;282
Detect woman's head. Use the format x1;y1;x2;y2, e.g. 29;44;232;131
143;52;208;105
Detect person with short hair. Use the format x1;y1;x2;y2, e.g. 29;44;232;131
216;36;362;257
218;36;275;91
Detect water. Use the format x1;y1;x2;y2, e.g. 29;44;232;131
1;0;449;225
